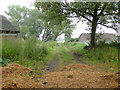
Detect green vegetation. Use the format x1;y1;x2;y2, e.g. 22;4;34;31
2;36;48;61
58;46;76;68
69;42;118;72
6;5;74;41
2;37;57;74
67;74;73;78
36;2;118;46
68;42;86;54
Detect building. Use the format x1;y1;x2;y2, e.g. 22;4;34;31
78;33;117;44
0;15;20;38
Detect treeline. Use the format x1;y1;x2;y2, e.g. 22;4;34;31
6;5;74;41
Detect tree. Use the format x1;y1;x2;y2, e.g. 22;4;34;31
6;5;73;41
35;1;118;47
35;2;75;41
41;18;73;41
6;5;30;29
6;5;43;39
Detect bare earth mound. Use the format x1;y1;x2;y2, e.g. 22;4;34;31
39;64;118;88
2;63;118;88
2;63;40;88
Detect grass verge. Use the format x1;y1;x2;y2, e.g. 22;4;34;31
69;42;118;72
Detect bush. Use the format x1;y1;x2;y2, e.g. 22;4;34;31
97;40;106;46
106;41;119;47
94;40;119;48
68;38;78;42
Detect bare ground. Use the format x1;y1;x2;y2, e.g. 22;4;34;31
2;63;118;88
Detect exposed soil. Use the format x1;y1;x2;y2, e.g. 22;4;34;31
2;63;40;88
2;63;118;88
68;50;86;64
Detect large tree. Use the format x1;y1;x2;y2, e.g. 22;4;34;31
6;5;73;41
35;1;118;46
6;5;43;39
36;2;74;41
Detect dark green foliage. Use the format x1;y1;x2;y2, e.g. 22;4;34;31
68;38;79;42
83;45;91;50
106;41;120;48
29;71;33;73
2;58;12;67
97;41;120;48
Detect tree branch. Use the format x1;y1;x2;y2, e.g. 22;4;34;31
98;23;117;31
98;4;107;16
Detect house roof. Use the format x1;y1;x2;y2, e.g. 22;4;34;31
0;15;20;33
79;33;117;41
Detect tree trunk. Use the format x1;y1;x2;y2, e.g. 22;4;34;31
90;3;99;47
90;19;97;47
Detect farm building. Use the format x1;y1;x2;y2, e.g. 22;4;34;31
78;33;117;44
0;15;20;38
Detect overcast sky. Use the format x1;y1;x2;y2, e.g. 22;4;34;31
0;0;117;39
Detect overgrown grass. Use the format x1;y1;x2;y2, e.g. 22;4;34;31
68;42;86;54
82;47;118;72
58;45;76;68
2;36;48;61
68;42;118;72
2;37;58;74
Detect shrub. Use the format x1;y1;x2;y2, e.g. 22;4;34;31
97;40;106;46
68;38;78;42
107;41;119;47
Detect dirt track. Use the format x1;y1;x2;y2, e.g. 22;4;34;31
46;53;59;72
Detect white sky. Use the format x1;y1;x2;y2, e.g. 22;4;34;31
0;0;117;39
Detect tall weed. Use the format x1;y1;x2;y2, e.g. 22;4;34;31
2;36;48;63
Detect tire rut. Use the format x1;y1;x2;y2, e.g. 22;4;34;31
46;53;59;72
68;50;86;64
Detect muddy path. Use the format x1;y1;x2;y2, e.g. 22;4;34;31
67;49;86;64
46;52;59;72
46;46;86;72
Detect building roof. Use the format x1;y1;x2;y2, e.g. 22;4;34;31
79;33;117;41
0;15;20;33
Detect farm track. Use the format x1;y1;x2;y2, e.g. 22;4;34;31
46;52;59;72
46;46;86;72
68;50;86;64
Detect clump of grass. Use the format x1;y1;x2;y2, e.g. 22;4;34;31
67;74;73;78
